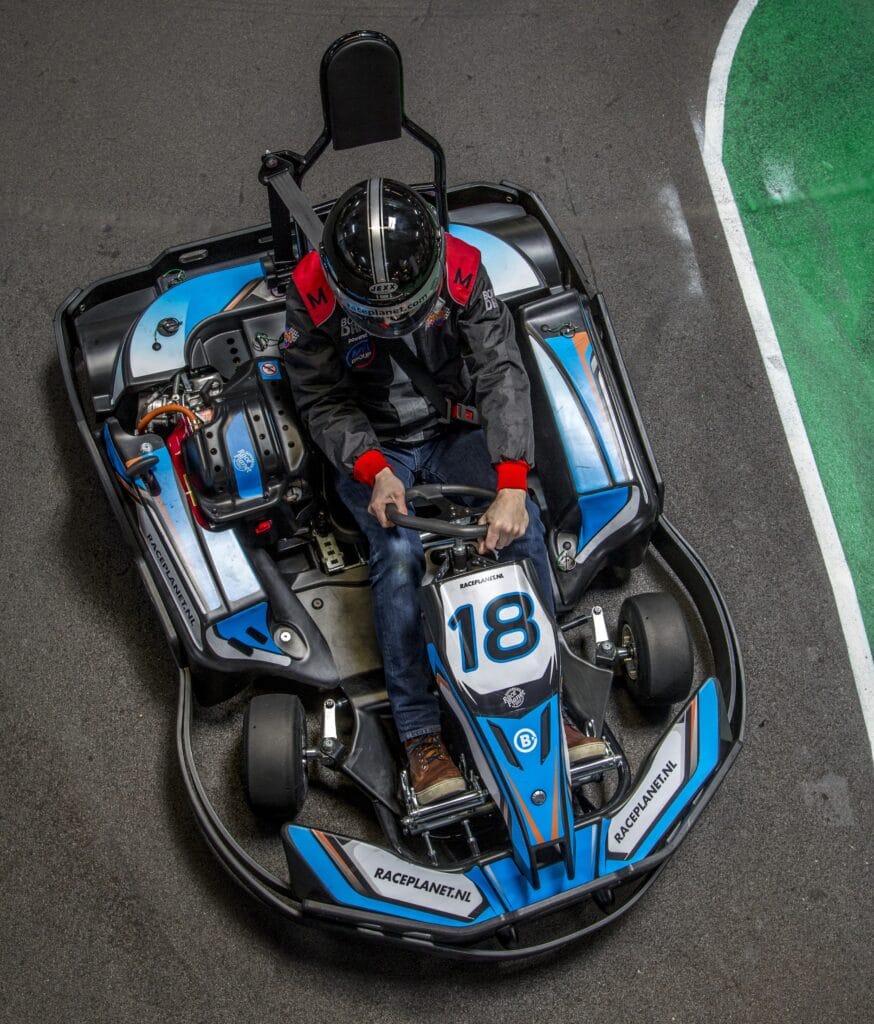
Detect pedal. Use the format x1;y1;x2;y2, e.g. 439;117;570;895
314;530;345;574
569;741;624;788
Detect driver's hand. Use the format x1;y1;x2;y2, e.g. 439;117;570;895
478;489;528;555
368;467;408;528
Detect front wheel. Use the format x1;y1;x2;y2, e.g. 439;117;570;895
242;693;308;820
618;593;694;707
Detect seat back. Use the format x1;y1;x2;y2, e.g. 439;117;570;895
262;31;449;272
321;33;404;151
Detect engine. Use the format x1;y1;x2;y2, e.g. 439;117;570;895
182;362;308;525
136;360;310;530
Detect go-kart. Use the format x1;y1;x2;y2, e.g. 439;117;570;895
55;31;744;959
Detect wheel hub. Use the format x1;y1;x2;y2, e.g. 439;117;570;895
620;623;638;680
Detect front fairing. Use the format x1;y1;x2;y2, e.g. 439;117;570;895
421;560;577;884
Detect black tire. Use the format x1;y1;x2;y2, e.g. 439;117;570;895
242;693;308;820
618;593;694;707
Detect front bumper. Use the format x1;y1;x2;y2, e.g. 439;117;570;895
176;518;744;960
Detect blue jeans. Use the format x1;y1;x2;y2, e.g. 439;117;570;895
335;429;554;742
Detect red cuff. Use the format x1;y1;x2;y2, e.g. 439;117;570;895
352;449;389;487
495;460;529;491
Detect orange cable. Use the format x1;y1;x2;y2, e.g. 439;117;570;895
136;403;199;433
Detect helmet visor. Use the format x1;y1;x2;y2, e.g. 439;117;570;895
325;248;444;340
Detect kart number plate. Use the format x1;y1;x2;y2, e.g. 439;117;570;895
438;564;555;695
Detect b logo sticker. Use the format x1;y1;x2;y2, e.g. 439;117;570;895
513;728;538;754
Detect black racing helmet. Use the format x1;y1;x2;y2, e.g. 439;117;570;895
320;178;444;339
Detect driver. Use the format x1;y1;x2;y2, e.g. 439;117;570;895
282;178;605;805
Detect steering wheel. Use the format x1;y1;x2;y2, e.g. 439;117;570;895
386;483;494;538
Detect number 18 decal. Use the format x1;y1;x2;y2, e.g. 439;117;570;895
448;592;540;671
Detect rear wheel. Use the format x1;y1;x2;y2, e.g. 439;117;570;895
242;693;308;820
618;593;693;707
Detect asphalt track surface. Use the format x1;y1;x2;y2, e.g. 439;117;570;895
1;2;872;1021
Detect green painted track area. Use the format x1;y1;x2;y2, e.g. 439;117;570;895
723;0;874;643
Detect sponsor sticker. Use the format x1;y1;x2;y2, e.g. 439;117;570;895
502;687;525;709
280;325;300;349
369;281;399;296
459;572;504;590
341;839;486;920
345;338;376;369
258;360;279;379
233;448;256;473
341;317;368;345
606;720;686;857
425;298;448;329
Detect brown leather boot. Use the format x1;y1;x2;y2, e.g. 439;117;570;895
404;733;467;806
563;718;608;762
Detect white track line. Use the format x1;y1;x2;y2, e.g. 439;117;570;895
700;0;874;760
658;181;705;297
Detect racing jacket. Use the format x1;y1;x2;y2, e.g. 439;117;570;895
282;233;535;490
